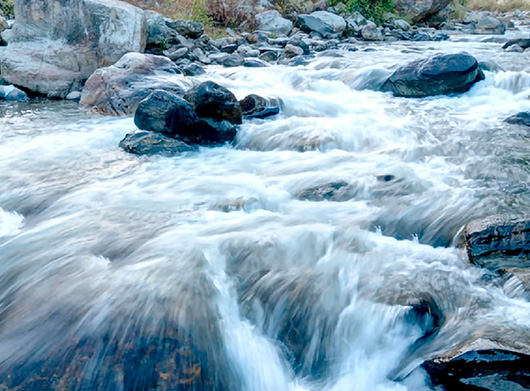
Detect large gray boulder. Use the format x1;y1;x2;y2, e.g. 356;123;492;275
394;0;452;25
297;11;347;38
0;0;147;98
472;15;506;35
381;53;485;98
80;53;192;115
255;10;293;36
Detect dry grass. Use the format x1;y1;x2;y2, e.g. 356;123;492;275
464;0;530;12
125;0;211;24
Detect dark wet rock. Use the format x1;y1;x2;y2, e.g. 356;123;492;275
381;53;485;98
259;50;279;63
255;10;293;36
80;53;189;116
464;215;530;269
295;181;351;202
221;43;238;53
184;81;242;125
239;94;281;119
503;38;530;50
134;90;197;136
0;84;29;101
297;11;346;39
166;20;204;39
243;58;270;67
182;63;205;76
423;349;530;391
505;112;530;127
192;118;238;145
119;130;197;156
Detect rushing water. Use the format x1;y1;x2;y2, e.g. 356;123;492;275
1;33;530;391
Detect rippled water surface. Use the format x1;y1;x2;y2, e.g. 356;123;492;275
1;35;530;391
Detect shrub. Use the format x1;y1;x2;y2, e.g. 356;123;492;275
0;0;15;19
330;0;394;24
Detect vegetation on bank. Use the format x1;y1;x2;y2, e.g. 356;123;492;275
330;0;394;24
0;0;15;18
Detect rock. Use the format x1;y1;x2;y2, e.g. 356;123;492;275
166;20;204;39
255;10;293;36
192;118;238;145
0;0;147;98
80;53;190;115
182;63;206;76
259;50;279;63
65;91;82;101
164;47;189;61
219;53;244;67
501;267;530;299
464;215;530;269
472;16;506;35
394;0;452;25
295;181;350;201
503;38;530;50
134;89;198;136
243;58;270;67
506;44;524;53
361;22;385;41
394;19;411;31
184;81;242;125
505;112;530;127
239;94;281;119
284;44;304;58
423;349;530;391
119;130;197;156
381;53;485;98
0;84;29;101
297;11;347;39
145;10;176;47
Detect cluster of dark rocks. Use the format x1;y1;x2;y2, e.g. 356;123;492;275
120;80;281;156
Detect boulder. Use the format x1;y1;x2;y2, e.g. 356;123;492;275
134;90;198;136
191;118;238;145
182;63;206;76
472;15;506;35
284;44;305;58
297;11;347;39
184;81;243;125
394;0;452;25
239;94;281;119
243;58;270;67
0;84;29;101
166;20;204;39
0;0;147;98
505;112;530;127
255;10;293;36
119;130;197;156
80;53;191;115
503;38;530;50
145;10;177;47
464;215;530;269
361;22;385;41
381;53;485;98
423;349;530;391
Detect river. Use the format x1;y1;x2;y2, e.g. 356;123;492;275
0;31;530;391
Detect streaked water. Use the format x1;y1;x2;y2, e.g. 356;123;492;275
1;33;530;391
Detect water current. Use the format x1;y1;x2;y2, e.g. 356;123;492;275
1;31;530;390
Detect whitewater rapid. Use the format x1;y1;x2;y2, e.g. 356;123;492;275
0;35;530;391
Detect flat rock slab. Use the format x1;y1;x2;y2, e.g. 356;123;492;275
423;349;530;391
464;215;530;269
119;131;197;156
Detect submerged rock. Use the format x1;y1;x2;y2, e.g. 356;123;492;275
423;349;530;391
381;53;484;98
295;181;350;202
0;84;28;101
464;215;530;269
119;130;197;156
505;112;530;127
503;38;530;51
0;0;146;98
239;94;281;119
80;53;190;116
184;81;242;125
